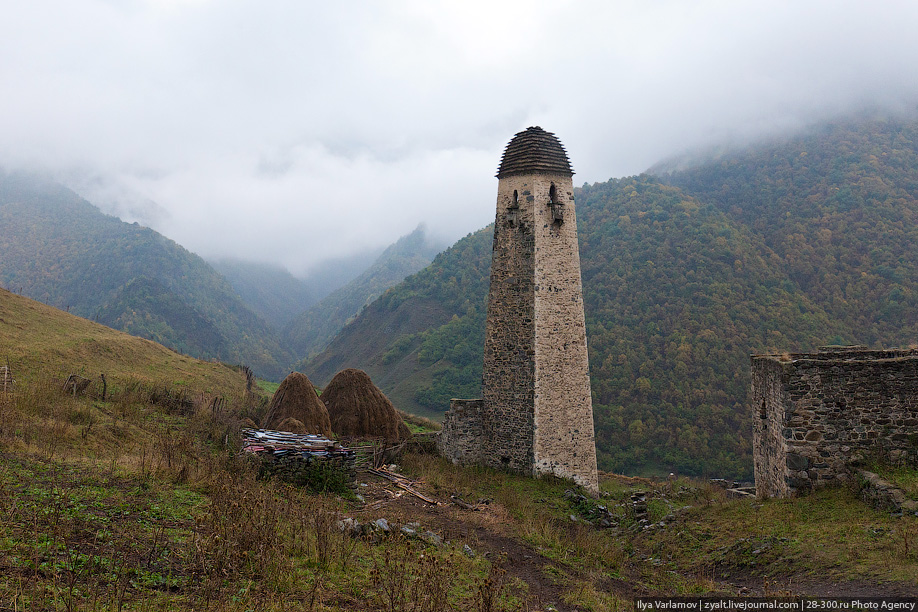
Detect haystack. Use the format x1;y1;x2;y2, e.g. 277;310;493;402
276;418;307;434
262;372;332;437
322;369;410;442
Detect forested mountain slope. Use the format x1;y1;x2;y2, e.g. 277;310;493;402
577;177;842;477
210;259;318;331
660;115;918;346
307;174;847;478
0;171;291;379
306;226;492;407
286;226;445;361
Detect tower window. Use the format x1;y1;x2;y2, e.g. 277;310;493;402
549;183;564;224
507;190;520;226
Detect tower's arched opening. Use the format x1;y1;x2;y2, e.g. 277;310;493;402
507;190;520;226
549;183;564;224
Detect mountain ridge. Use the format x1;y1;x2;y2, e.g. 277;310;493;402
0;170;291;379
286;225;445;362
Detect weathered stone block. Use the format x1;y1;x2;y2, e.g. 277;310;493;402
786;453;809;471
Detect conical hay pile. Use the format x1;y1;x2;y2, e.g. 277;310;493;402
276;417;307;434
322;369;409;442
262;372;332;437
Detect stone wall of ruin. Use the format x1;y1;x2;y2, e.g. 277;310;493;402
753;347;918;498
437;399;485;465
751;356;794;497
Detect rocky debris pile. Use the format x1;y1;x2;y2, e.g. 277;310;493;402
631;490;692;533
242;428;356;490
565;482;703;532
726;487;756;498
564;489;618;529
857;470;918;515
710;478;756;498
336;516;446;547
630;491;649;528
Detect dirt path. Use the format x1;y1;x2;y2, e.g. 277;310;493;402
350;470;918;608
352;471;595;611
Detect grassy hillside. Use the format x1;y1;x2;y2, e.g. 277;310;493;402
0;171;291;379
0;288;914;609
0;287;246;394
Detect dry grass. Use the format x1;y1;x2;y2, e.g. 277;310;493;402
561;581;631;612
0;287;246;395
0;371;525;611
638;484;918;586
398;410;442;433
0;290;543;610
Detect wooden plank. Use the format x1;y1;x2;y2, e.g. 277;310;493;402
449;495;478;510
394;481;437;505
367;468;437;504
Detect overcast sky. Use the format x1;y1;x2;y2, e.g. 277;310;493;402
2;0;917;276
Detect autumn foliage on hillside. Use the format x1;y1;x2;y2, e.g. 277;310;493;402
304;115;918;478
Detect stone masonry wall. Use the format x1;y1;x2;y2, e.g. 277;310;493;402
751;356;794;497
752;347;918;498
480;174;538;473
437;399;485;465
531;175;599;493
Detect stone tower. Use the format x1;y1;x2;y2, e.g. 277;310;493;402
482;126;598;492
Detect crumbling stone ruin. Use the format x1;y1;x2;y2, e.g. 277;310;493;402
439;399;484;466
752;346;918;498
438;127;599;494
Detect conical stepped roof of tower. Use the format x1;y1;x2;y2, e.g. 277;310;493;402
496;126;574;178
